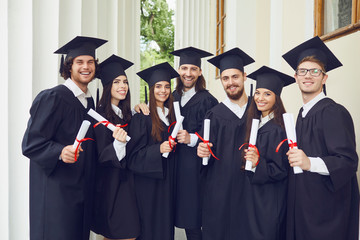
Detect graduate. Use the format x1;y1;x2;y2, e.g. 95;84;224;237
170;47;218;240
127;62;179;240
282;36;359;240
197;48;255;240
91;55;140;240
22;36;106;240
242;66;294;240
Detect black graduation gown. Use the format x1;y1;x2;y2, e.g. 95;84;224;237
286;98;359;240
127;113;176;240
22;85;97;240
200;101;250;240
172;90;218;229
91;107;140;239
244;120;288;240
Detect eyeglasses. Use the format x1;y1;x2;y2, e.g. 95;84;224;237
296;68;325;77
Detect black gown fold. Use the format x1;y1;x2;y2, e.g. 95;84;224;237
91;107;140;239
173;90;218;229
127;113;176;240
22;85;97;240
286;98;359;240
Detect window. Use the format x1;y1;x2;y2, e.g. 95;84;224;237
315;0;360;41
216;0;226;77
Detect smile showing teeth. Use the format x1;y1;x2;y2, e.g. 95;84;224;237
81;72;90;75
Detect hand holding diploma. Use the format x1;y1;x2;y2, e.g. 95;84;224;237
88;109;131;141
282;113;303;174
62;120;92;163
244;119;259;171
162;116;184;158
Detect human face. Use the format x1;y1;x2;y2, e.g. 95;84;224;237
70;55;96;90
111;75;128;106
220;68;246;100
178;64;202;91
254;88;276;117
295;61;328;99
154;81;171;107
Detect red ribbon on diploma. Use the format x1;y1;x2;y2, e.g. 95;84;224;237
276;139;298;152
239;143;260;166
168;136;177;152
74;138;94;162
168;121;176;133
93;121;128;129
195;132;220;160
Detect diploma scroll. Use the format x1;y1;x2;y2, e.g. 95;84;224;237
245;119;260;171
72;120;91;149
173;101;183;130
202;119;211;165
283;113;303;174
87;109;131;141
163;116;184;158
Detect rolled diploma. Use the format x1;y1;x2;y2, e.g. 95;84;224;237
173;101;183;130
73;120;91;149
87;109;131;141
162;116;184;158
245;119;260;171
202;119;211;165
283;113;303;174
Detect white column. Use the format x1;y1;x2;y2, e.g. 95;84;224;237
269;0;283;70
0;0;9;238
33;0;60;96
8;0;33;239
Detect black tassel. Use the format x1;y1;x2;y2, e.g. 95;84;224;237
145;86;148;104
250;83;253;97
59;55;64;75
323;84;327;96
96;87;99;107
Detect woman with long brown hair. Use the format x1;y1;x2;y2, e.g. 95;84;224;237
91;55;140;240
242;66;294;240
127;62;178;240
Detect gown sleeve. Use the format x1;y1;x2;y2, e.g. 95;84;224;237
126;114;164;179
250;126;288;184
22;90;65;176
94;122;126;168
320;104;358;192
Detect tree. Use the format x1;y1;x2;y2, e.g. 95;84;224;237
140;0;175;102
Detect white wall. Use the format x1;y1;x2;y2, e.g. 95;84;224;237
0;0;9;238
3;1;140;239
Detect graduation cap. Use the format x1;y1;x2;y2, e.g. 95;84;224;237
247;66;295;96
54;36;107;73
137;62;179;88
98;54;134;86
170;46;213;68
282;36;342;72
207;47;255;73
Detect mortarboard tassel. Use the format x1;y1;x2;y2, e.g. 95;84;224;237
59;55;64;75
250;83;253;97
323;84;327;96
145;85;148;104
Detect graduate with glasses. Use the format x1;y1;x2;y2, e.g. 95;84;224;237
283;36;359;240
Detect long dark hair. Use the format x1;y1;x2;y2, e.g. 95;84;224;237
175;74;206;95
149;85;176;142
244;94;286;143
97;80;132;124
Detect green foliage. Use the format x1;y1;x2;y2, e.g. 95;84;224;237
139;0;175;103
